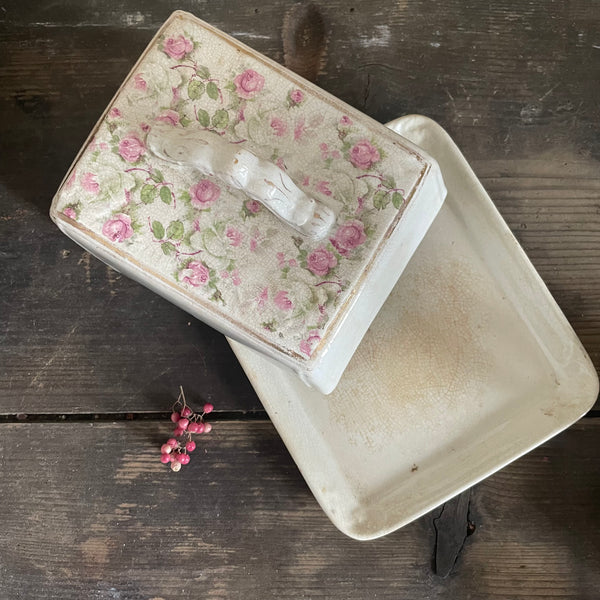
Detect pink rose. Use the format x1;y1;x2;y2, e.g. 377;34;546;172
156;109;180;126
134;74;147;91
231;269;241;286
140;122;150;132
340;115;352;126
102;214;133;243
270;117;287;137
190;179;221;208
330;220;367;256
233;69;265;99
290;89;304;104
226;226;243;247
163;35;193;60
118;135;145;163
316;181;332;196
294;117;306;141
307;247;337;276
300;331;321;356
63;207;77;219
274;290;293;311
179;261;210;287
256;287;268;308
245;200;261;214
349;140;380;170
81;172;99;195
109;107;122;118
250;238;258;252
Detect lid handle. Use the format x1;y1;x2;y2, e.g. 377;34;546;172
147;125;335;241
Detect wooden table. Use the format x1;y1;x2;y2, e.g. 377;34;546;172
1;1;599;597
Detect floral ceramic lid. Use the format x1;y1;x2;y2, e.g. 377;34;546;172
51;12;445;393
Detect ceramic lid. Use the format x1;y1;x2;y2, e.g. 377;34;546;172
51;11;442;381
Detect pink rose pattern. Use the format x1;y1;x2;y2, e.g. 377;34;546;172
118;135;145;163
233;69;265;99
179;261;209;286
349;140;381;170
81;172;99;195
331;220;367;257
102;214;133;243
56;24;417;360
190;179;221;208
163;36;193;60
156;109;180;126
307;247;337;276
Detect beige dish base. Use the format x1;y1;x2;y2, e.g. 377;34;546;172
228;115;598;540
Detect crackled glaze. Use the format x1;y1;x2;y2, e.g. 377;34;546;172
53;13;427;361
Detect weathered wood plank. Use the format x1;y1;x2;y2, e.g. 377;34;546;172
0;420;598;599
1;0;598;413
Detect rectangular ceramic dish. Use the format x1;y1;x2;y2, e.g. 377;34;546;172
229;114;599;540
49;11;446;394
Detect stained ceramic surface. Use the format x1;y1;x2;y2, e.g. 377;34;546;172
51;12;446;394
229;115;599;540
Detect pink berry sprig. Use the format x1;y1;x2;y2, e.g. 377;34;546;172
160;386;214;472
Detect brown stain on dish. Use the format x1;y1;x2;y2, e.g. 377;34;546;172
330;257;493;448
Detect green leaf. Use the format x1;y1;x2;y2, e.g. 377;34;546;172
141;184;158;204
224;81;236;92
382;175;395;189
151;220;165;239
206;82;219;100
212;109;229;129
150;170;164;183
187;79;205;100
160;186;172;205
196;65;210;79
373;190;390;210
166;220;184;240
161;242;176;256
197;108;210;127
180;115;192;128
392;192;404;209
179;190;191;203
214;221;226;235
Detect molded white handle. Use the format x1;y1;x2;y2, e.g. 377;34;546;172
147;125;336;240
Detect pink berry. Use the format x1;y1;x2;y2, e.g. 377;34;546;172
160;444;172;454
203;403;214;414
188;422;199;433
181;407;193;418
179;453;191;465
171;461;182;472
185;441;196;452
160;453;171;464
204;422;212;433
178;418;189;430
173;427;185;436
167;438;178;448
172;452;182;463
196;422;205;434
170;412;180;423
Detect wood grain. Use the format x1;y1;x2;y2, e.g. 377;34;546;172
0;419;598;599
1;0;598;414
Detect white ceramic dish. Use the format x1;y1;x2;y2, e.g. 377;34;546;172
229;115;599;540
